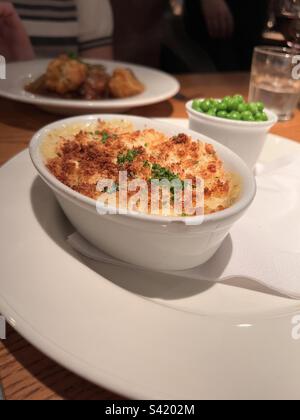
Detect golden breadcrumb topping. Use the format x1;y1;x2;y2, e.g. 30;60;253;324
42;120;240;216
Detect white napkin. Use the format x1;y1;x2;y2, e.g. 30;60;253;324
67;155;300;299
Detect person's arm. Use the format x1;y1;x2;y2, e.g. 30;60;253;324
0;2;34;62
200;0;234;39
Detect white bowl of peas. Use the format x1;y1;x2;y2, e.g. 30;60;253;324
186;95;278;169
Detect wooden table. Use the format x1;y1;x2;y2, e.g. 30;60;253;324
0;73;300;400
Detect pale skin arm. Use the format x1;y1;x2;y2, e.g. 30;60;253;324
200;0;235;40
0;2;35;62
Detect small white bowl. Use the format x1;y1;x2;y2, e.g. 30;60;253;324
186;100;278;169
29;115;256;271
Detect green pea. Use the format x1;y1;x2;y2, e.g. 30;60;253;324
217;110;228;119
208;99;218;107
207;108;217;117
217;101;228;112
237;103;248;113
233;94;245;104
227;98;240;112
201;99;211;113
256;102;265;112
225;98;234;111
254;112;263;121
192;99;203;111
229;111;241;121
255;112;268;122
248;103;259;114
221;97;231;108
196;96;267;122
241;111;255;121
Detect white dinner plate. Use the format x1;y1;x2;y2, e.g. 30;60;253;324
0;59;180;115
0;119;300;400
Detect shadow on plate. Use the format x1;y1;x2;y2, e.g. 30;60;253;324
30;176;287;300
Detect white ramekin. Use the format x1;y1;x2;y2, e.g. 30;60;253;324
186;100;278;170
29;115;256;271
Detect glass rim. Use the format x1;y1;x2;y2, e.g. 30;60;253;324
254;45;299;58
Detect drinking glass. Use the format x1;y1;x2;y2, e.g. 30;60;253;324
249;46;300;121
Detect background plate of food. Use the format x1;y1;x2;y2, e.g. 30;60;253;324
0;56;180;115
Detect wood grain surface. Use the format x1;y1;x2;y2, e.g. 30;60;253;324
0;72;300;400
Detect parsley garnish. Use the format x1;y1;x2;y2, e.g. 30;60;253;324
68;52;78;60
92;130;111;144
150;164;184;201
101;131;110;144
118;149;142;165
151;164;181;183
